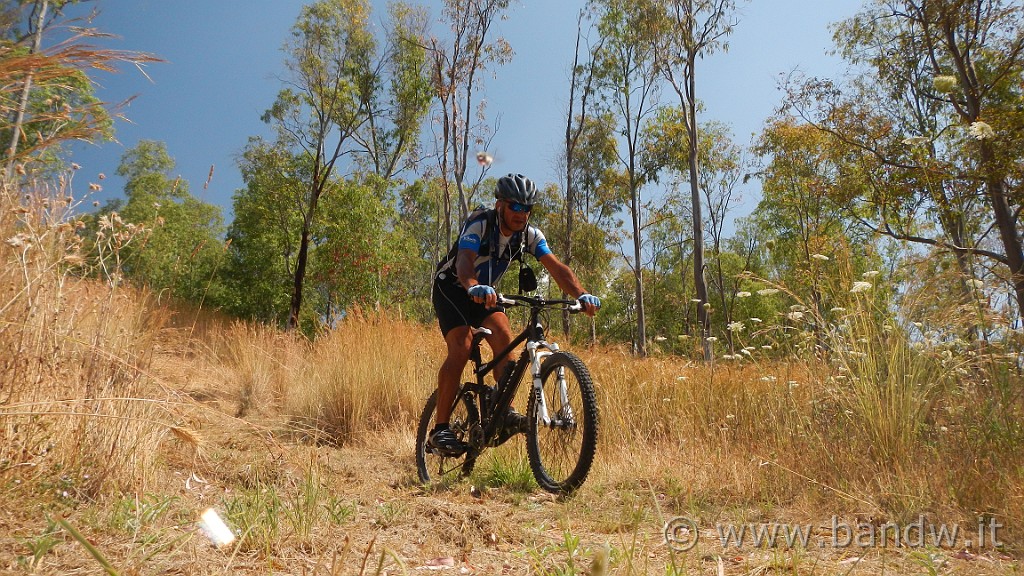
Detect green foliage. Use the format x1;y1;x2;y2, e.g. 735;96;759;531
310;176;412;323
96;141;227;303
223;138;306;324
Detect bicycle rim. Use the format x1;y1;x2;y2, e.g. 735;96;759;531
526;351;599;494
415;389;478;487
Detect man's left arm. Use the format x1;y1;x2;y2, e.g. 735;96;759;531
537;253;598;316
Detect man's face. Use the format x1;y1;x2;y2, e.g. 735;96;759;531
502;199;532;231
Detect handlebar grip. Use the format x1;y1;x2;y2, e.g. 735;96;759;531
568;301;583;313
497;294;515;306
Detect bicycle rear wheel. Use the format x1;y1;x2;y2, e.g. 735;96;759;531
415;389;479;487
526;351;599;494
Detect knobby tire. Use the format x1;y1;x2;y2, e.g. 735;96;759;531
526;351;599;494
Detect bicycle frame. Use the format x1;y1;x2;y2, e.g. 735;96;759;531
465;295;578;445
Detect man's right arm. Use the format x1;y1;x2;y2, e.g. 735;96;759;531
457;248;498;307
455;248;480;291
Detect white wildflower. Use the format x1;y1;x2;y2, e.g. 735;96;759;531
932;75;958;93
761;345;773;350
676;376;688;381
830;307;846;313
811;253;830;261
705;336;718;343
736;291;751;298
968;278;984;289
786;311;805;322
727;321;744;332
757;288;780;296
760;375;776;382
862;270;880;278
850;281;873;293
740;348;752;356
654;336;667;342
749;317;762;323
5;233;30;248
969;121;995;140
691;298;702;303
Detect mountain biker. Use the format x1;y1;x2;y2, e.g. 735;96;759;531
429;173;601;455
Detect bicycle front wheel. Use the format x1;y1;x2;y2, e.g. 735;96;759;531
415;389;479;487
526;351;598;494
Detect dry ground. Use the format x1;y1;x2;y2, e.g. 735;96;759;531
2;334;1021;576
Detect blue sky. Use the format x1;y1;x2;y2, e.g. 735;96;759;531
64;0;864;219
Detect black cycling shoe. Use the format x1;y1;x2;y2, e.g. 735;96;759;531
428;426;467;457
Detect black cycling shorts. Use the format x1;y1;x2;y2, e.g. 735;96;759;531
432;272;504;336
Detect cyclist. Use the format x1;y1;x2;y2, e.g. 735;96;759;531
429;173;601;455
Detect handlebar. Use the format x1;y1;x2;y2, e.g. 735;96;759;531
497;293;584;313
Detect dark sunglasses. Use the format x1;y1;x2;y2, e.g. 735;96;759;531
507;201;533;213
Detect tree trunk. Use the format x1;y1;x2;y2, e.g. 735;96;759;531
632;182;647;357
288;177;323;330
686;59;711;361
982;151;1024;319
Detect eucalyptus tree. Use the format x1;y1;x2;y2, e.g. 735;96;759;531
785;0;1024;323
223;138;303;324
262;0;431;329
650;0;744;360
588;0;663;356
426;0;514;244
261;0;376;329
353;2;432;180
559;11;605;336
754;117;855;345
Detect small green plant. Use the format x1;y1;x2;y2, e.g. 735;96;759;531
282;468;325;544
374;501;407;528
224;484;281;554
525;527;589;576
108;493;178;536
324;496;357;525
472;451;536;493
57;517;120;576
17;518;62;571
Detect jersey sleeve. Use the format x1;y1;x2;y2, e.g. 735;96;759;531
457;218;487;253
527;226;552;259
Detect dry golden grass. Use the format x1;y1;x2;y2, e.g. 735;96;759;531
2;174;1024;574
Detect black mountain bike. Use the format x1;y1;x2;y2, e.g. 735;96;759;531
415;294;599;495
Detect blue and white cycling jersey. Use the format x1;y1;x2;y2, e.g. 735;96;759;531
436;210;551;286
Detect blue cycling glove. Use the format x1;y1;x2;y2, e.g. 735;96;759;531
468;285;496;300
578;293;601;309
